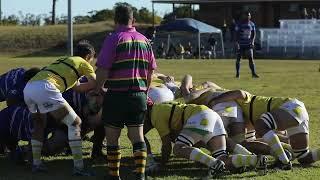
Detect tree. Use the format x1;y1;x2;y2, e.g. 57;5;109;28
163;5;199;24
89;9;114;23
51;0;57;25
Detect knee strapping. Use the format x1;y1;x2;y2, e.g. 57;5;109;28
260;112;277;129
62;111;80;140
212;147;227;159
294;147;310;159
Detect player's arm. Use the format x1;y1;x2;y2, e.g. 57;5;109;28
181;74;194;97
147;70;154;92
251;24;256;46
94;68;109;94
202;81;223;90
184;87;212;103
160;134;172;165
72;75;96;93
208;90;247;106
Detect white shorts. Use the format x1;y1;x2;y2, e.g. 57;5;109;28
24;80;66;113
148;86;174;104
212;101;244;128
280;99;309;136
182;109;227;144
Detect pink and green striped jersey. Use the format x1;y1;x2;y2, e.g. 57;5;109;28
96;26;157;92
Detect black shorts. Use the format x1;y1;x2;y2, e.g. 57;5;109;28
102;91;147;129
237;45;254;58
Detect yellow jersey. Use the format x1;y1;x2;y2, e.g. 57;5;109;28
237;91;291;125
151;103;209;138
31;56;96;92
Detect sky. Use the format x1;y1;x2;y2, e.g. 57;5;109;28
1;0;172;17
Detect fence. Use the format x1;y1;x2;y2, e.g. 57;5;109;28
260;19;320;58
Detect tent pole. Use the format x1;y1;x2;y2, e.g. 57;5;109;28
198;33;201;59
220;32;225;57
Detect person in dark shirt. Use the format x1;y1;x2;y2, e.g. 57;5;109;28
235;11;259;78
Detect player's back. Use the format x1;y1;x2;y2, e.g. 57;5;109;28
236;93;291;124
0;68;26;100
31;56;94;92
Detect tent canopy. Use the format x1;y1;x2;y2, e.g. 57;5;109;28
157;18;221;34
156;18;225;58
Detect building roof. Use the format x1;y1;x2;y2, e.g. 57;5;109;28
152;0;315;3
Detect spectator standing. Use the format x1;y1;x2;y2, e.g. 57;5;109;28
311;9;317;19
301;8;309;19
95;4;157;180
207;34;217;59
176;43;185;60
222;20;227;42
156;42;166;58
235;11;259;78
185;41;193;58
167;43;177;59
145;27;156;45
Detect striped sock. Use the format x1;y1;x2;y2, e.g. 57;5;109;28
231;155;257;168
107;145;121;177
31;139;42;166
69;139;84;169
263;130;289;164
233;144;253;155
189;148;217;167
133;142;147;177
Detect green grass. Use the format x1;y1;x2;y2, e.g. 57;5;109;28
0;57;320;179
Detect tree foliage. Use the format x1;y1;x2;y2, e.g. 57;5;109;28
0;2;162;26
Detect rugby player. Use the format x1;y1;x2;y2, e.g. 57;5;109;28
23;40;97;175
235;11;259;78
209;90;319;170
144;102;267;177
0;67;40;106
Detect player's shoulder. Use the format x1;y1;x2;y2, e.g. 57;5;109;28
8;68;26;74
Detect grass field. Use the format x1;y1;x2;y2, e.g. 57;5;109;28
0;56;320;180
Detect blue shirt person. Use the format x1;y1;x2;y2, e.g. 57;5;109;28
235;11;259;78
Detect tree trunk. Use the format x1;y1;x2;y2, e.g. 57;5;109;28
51;0;57;25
